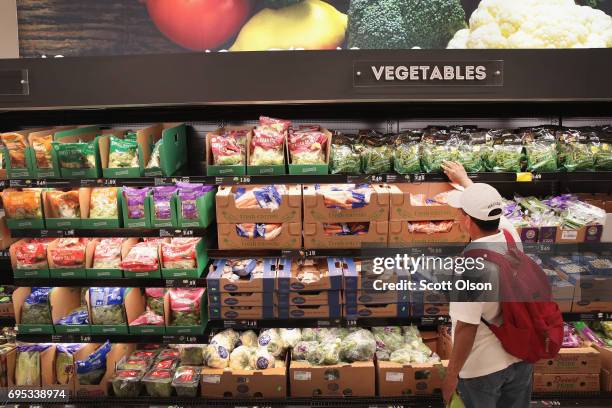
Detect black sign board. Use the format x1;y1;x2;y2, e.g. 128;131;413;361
0;69;29;95
354;61;503;87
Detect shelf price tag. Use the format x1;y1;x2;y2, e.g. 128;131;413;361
79;335;92;343
232;176;251;184
370;175;384;183
516;172;533;182
412;174;426;182
102;179;117;186
385;174;398;183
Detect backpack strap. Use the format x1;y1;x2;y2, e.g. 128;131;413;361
502;229;517;251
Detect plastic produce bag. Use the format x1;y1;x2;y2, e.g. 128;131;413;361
488;142;523;172
236;223;282;240
360;130;393;174
93;238;123;269
14;239;53;270
168;288;204;326
152;186;176;220
111;370;143;398
288;126;327;164
248;347;275;370
89;188;118;219
205;344;230;369
373;327;404;355
211;329;239;351
89;287;126;325
179;345;205;366
56;306;89;326
339;329;376;362
234;185;286;210
50;238;87;268
146;140;162;169
329;132;362;175
420;128;455;173
177;183;213;220
0;133;28;168
292;341;319;361
315;184;372;209
15;344;50;386
143;369;173;397
3;190;43;219
394;131;422;174
21;287;52;324
562;323;581;348
258;328;286;357
123;187;149;219
121;242;159;272
108;136;138;168
309;339;341;366
229;345;255;370
238;330;258;348
250;116;289;166
129;310;164;327
145;288;165;317
211;133;244;165
522;128;557;172
47;190;81;218
279;328;302;349
56;344;82;385
172;366;200;397
53;140;96;169
161;238;199;269
76;341;112;385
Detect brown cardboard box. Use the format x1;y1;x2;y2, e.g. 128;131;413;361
284;304;340;319
593;345;612;370
388;183;461;221
0;300;14;318
7;345;55;389
533;373;599;393
571;300;612;313
344;303;410;318
377;360;448;397
74;343;134;398
388;221;469;246
282;258;343;292
218;306;275;320
303;221;388;249
218;291;269;307
602;368;612;392
534;347;601;374
216;184;301;224
302;184;389;223
287;291;341;306
50;287;84;332
200;357;287;398
0;216;17;250
290;361;375;397
555;299;573;313
217;222;302;250
0;345;15;387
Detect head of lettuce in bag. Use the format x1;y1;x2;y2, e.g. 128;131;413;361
89;287;126;325
76;341;112;385
15;344;51;386
21;287;53;325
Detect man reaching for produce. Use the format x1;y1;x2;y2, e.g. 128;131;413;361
441;161;532;408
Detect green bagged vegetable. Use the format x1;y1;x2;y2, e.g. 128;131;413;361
522;127;557;172
556;128;595;171
21;287;52;325
593;128;612;170
108;136;139;168
111;369;143;398
394;131;422;174
455;130;485;173
146;140;162;169
486;131;523;173
56;344;83;385
89;287;127;325
168;288;204;326
360;130;393;175
15;345;50;386
329;132;362;175
143;369;174;397
53;140;97;169
420;128;455;173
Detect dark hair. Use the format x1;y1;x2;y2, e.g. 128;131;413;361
470;216;501;232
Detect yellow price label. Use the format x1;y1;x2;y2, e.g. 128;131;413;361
516;172;533;182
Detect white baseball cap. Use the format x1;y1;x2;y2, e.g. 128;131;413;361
447;183;504;221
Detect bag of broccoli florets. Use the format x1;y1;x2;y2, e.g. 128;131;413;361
76;341;112;385
89;287;126;325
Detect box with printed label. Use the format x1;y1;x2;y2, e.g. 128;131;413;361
533;373;600;393
207;259;276;294
289;361;375;397
217;222;302;250
388;221;469;245
303;221;388;249
377;360;448;397
534;347;601;374
280;290;342;307
344;302;410;320
388;183;460;221
572;275;612;300
277;258;343;293
208;291;275;308
593;345;612;370
75;343;135;398
216;184;301;224
302;184;389;223
13;287;54;334
342;259;410;292
52;287;90;335
209;306;275;320
277;304;342;319
411;302;450;318
539;225;604;244
344;289;410;306
571;300;612;313
201;356;287;398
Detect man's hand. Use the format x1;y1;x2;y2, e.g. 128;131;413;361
442;373;459;407
441;161;474;189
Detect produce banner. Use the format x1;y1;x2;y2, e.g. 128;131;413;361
14;0;612;57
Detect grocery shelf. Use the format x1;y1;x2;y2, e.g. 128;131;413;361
13;277;207;288
15;333;210;345
0;316;15;326
9;227;210;238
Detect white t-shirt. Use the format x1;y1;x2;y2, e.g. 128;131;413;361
449;217;522;378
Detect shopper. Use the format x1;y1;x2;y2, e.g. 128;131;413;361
440;161;533;408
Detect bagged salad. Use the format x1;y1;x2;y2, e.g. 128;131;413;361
49;238;88;269
360;130;393;174
53;140;97;169
89;187;118;219
21;287;52;325
93;238;124;269
521;127;557;172
14;238;53;270
145;288;165;317
329;132;362;175
47;190;81;218
177;183;214;220
420;127;456;173
250;116;290;166
161;238;200;269
3;190;43;219
56;306;89;326
556;128;595;171
211;129;248;165
394;130;422;174
89;287;126;325
0;133;28;169
30;133;53;169
108;135;139;168
123;187;150;219
121;241;159;272
455;130;485;173
152;186;176;220
485;130;523;172
234;185;286;210
592;127;612;170
168;288;204;326
15;344;51;386
288;125;327;165
76;341;112;385
146;139;162;169
56;344;83;385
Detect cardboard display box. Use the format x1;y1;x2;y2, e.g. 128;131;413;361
2;189;46;229
0;216;18;250
176;187;216;228
75;343;135;398
207;259;276;294
303;222;388;249
217;222;302;250
7;345;56;389
288;128;333;175
278;304;342;319
85;288;131;335
216;184;301;224
539;224;604;244
388;221;469;246
571;300;612;313
602;368;612;392
344;289;410;305
201;356;287;398
10;238;55;279
290;361;375;397
342;258;411;291
534;347;601;374
13;287;54;334
79;187;122;229
51;126;101;179
302;184;389;223
277;258;343;292
388;183;460;221
209;305;275;320
412;302;450;318
594;345;612;370
120;190;153;229
344;302;410;319
52;287;90;334
164;289;207;335
42;189;84;229
121;239;161;279
281;290;342;307
205;126;252;176
246;130;288;176
533;373;600;393
377;360;448;397
161;237;208;279
572;275;612;300
47;239;88;279
140;123;188;177
85;238;138;279
2;128;64;179
208;291;275;308
126;288;165;335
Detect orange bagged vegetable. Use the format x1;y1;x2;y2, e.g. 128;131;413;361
0;133;28;168
2;190;43;219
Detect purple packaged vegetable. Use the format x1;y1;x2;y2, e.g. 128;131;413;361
152;186;177;220
123;187;150;219
177;182;207;220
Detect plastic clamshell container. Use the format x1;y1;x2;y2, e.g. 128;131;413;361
172;366;200;397
143;369;174;397
111;369;143;398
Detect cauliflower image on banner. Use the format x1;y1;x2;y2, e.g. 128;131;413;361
448;0;612;48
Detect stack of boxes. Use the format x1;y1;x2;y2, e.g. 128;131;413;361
410;264;451;319
343;258;410;319
534;348;602;393
215;185;302;250
302;184;390;249
276;258;343;319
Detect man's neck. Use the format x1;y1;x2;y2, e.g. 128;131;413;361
471;229;501;241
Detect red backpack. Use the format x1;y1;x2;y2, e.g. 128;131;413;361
464;230;563;363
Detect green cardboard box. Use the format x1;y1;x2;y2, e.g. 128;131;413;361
99;130;141;179
50;268;87;279
120;189;152;228
28;127;76;178
149;194;178;228
176;188;216;228
141;123;188;177
164;289;207;335
80;187;123;229
126;288;165;335
0;128;43;178
51;126;101;179
86;287;130;335
287;128;332;175
13;268;50;279
205;126;250;176
3;188;46;229
54;324;91;334
161;238;207;279
13;287;55;334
